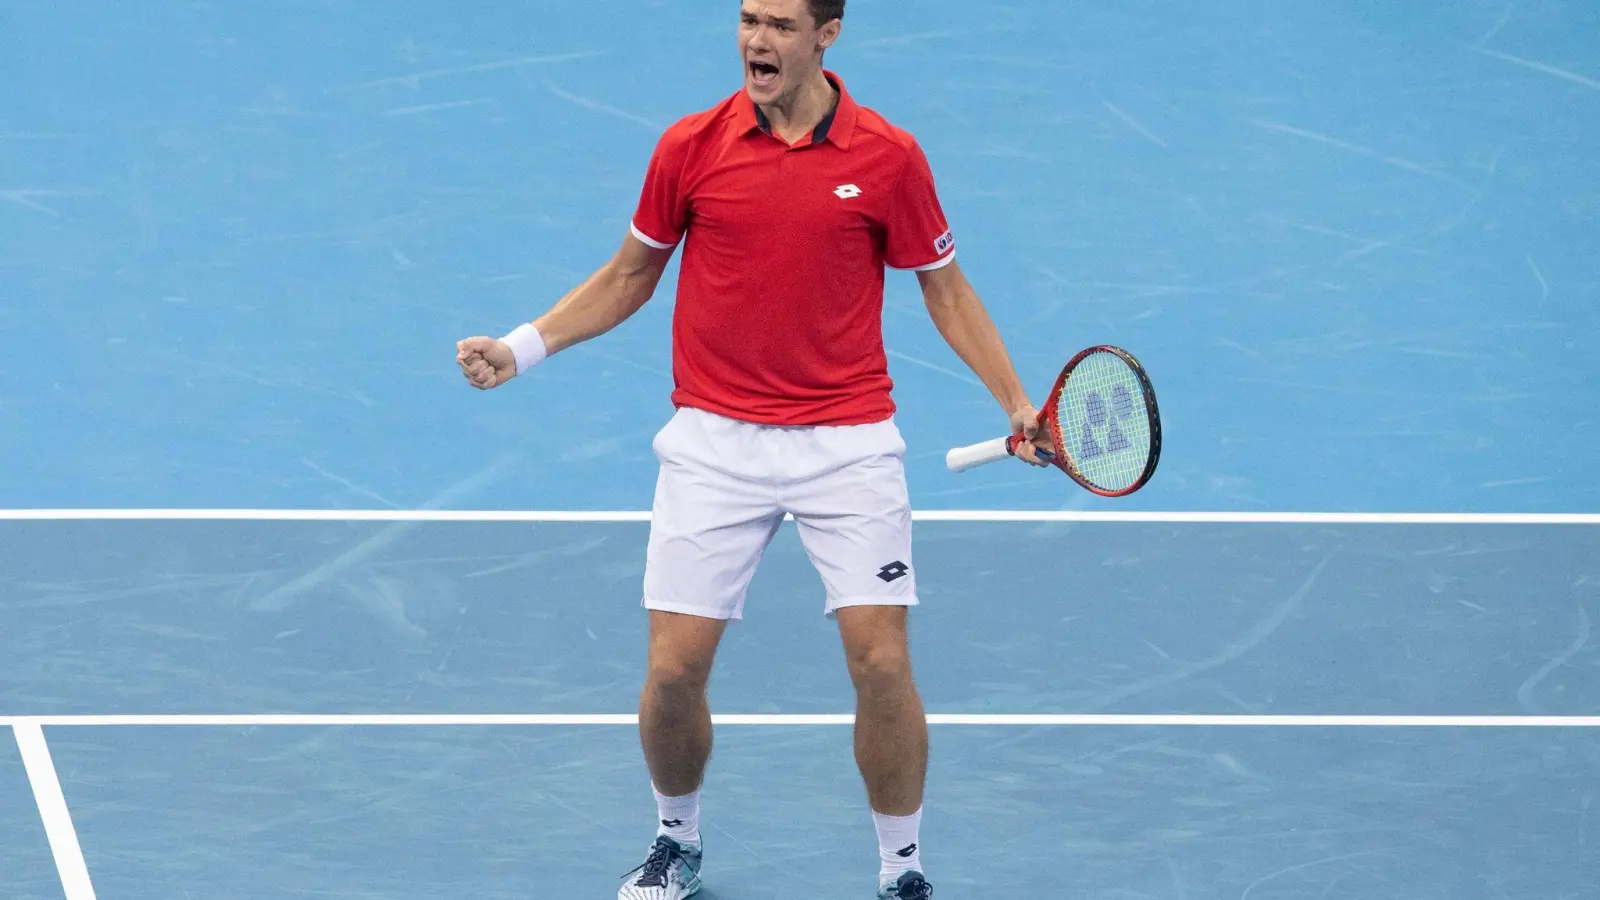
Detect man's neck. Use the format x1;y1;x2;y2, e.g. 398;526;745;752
758;70;838;145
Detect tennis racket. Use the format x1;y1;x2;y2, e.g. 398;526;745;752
945;345;1161;497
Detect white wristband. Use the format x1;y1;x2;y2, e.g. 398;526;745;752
500;323;548;376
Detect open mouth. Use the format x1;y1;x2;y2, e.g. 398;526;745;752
748;60;780;88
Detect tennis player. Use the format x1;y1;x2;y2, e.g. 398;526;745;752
456;1;1045;896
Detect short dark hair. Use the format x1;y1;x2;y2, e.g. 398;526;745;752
806;0;844;27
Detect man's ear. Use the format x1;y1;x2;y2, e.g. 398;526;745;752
817;19;841;52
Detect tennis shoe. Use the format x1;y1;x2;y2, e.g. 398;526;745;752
878;870;934;899
617;835;703;900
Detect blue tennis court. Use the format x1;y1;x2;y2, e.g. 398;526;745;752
4;515;1599;898
5;1;1598;898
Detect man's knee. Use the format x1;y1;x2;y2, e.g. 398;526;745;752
848;639;914;692
839;607;915;694
646;653;715;698
644;610;725;700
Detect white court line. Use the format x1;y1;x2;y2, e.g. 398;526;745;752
0;509;1597;524
12;723;98;900
3;714;1599;728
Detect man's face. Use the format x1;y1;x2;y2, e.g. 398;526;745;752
739;0;839;106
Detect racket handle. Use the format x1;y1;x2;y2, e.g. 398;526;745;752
945;436;1015;473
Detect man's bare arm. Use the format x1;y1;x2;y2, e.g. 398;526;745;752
532;233;675;356
457;233;674;389
917;260;1048;465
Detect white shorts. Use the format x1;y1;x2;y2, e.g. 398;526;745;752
643;406;917;621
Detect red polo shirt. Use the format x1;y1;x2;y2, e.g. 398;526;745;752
630;71;956;426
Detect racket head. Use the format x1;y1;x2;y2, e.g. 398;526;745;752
1030;345;1161;496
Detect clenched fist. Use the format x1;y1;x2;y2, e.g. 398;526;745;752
455;337;518;390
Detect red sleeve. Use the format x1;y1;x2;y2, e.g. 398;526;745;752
884;140;956;271
630;124;692;249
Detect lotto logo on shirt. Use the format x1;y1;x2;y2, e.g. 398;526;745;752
934;231;955;255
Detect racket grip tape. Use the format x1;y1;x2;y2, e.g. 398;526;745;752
945;436;1018;472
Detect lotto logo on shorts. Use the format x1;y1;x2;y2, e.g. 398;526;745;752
934;230;955;255
876;561;910;583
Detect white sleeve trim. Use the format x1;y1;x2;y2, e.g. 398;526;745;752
906;251;956;272
629;221;678;250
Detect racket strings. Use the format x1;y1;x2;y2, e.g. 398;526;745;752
1054;353;1152;492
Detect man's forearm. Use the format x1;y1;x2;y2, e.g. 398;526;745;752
923;275;1033;413
531;251;665;356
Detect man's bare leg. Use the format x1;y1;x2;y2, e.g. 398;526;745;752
837;605;929;890
639;609;728;840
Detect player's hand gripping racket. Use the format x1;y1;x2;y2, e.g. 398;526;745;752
946;345;1162;497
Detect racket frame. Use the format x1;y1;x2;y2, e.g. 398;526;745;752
1006;344;1163;497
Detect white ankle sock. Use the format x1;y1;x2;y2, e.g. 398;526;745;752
653;785;701;846
874;807;923;885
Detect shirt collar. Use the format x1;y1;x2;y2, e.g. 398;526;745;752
738;69;858;150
